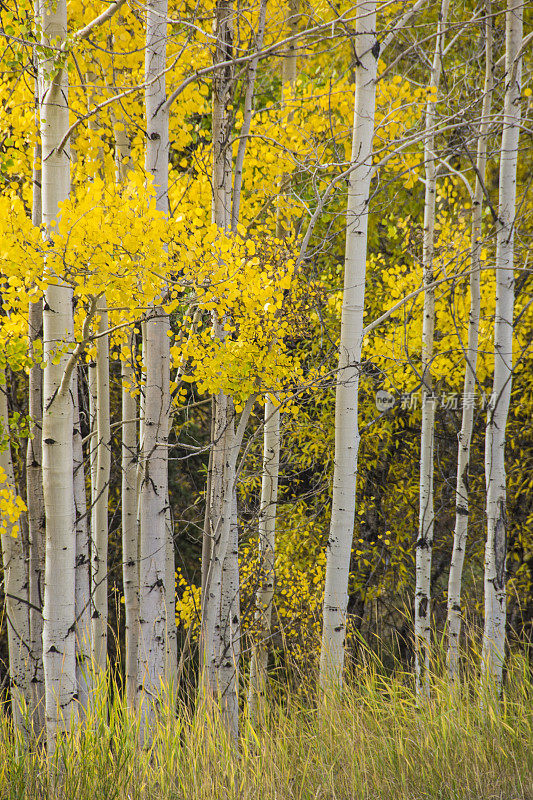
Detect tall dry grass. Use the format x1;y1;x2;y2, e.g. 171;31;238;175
1;651;531;799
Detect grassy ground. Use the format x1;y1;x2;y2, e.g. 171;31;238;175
1;655;532;800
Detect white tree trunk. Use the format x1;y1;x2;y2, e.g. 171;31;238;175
216;489;240;733
165;503;177;686
110;107;140;707
91;297;110;672
212;0;234;232
247;7;297;714
415;0;450;699
88;361;97;510
137;0;171;731
121;340;139;707
203;391;240;738
248;395;279;720
0;374;31;731
27;69;45;726
40;0;78;747
26;299;45;733
201;0;241;739
482;0;522;692
73;367;92;711
447;1;493;683
137;261;171;730
319;0;378;692
230;0;267;231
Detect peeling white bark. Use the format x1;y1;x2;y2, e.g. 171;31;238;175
319;0;378;692
137;0;171;732
40;0;78;747
482;0;522;692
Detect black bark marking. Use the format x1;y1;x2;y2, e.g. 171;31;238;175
494;500;507;591
418;596;428;619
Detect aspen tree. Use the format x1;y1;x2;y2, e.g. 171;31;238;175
247;394;280;719
73;367;92;712
39;0;78;746
482;0;522;692
248;0;296;720
203;392;240;736
202;0;238;737
217;494;240;730
0;374;31;730
230;0;267;232
319;0;378;692
26;15;45;728
200;0;266;738
111;98;140;706
83;74;110;674
203;392;253;738
88;362;97;515
137;0;173;728
415;0;450;698
165;504;177;686
26;293;45;733
447;0;493;683
91;297;111;672
121;334;139;706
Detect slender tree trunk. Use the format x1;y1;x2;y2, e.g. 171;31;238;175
203;392;240;738
0;374;31;731
319;0;378;692
202;0;242;739
230;0;267;231
121;338;139;707
88;362;97;511
415;0;450;699
447;1;493;683
40;0;78;747
26;299;45;732
201;398;215;604
482;0;522;692
110;102;140;707
73;367;92;711
247;1;297;718
26;53;45;725
217;491;240;728
212;0;234;232
137;0;172;730
165;503;177;685
248;394;280;720
91;297;110;672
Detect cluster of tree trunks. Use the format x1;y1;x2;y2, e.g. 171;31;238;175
0;0;526;752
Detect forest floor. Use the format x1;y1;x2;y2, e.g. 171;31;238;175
1;654;532;800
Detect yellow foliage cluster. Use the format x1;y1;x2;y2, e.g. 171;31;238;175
0;466;26;538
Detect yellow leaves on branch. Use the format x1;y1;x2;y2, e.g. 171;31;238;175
2;171;303;402
168;220;301;402
0;466;26;538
